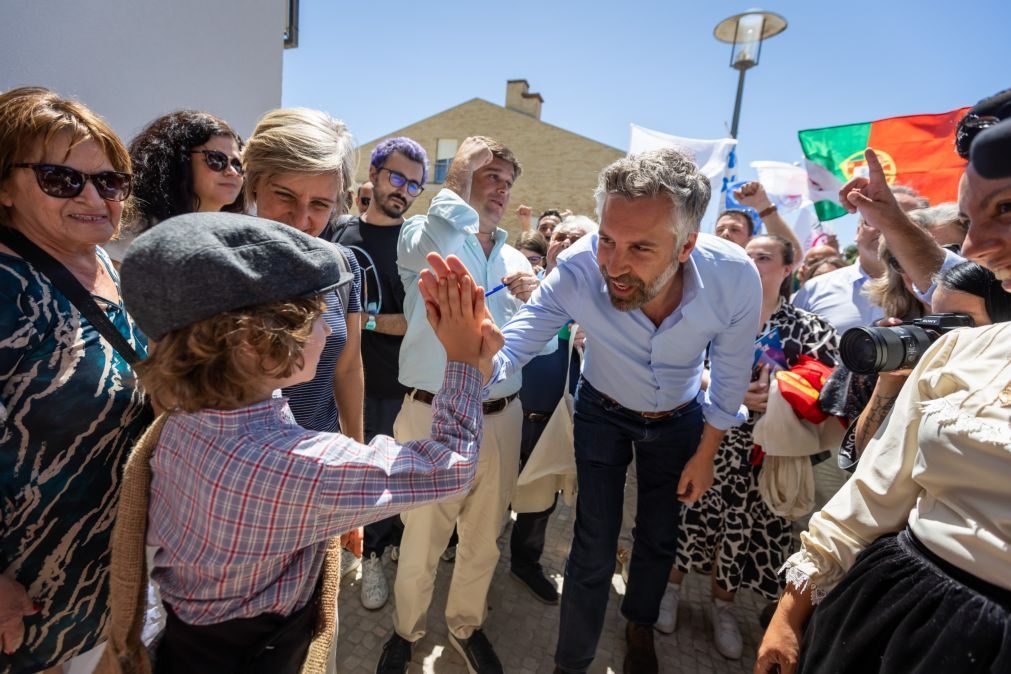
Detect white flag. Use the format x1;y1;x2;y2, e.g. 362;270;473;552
628;125;737;231
750;160;834;251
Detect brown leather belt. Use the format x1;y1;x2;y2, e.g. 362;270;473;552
410;389;518;415
595;389;697;419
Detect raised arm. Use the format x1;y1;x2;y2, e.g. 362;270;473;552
734;181;804;267
839;149;948;293
397;138;496;273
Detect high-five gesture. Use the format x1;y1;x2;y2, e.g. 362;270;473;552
419;253;503;380
445;137;495;201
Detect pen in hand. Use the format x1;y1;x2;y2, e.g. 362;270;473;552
484;283;507;297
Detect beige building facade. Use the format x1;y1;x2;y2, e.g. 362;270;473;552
354;80;623;240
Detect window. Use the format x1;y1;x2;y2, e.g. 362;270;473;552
433;138;457;184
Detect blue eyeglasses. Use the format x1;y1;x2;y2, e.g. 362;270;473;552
378;167;424;196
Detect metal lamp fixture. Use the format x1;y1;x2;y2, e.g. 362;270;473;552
714;10;788;137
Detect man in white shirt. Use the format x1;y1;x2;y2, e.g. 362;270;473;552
793;185;927;334
376;136;539;674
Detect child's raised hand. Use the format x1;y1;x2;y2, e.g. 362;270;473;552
421;268;485;369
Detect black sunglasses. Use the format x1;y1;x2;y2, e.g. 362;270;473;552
189;149;244;175
378;167;424;196
13;163;132;201
360;197;372;207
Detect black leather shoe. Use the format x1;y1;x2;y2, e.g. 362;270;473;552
510;567;560;604
449;628;503;673
624;621;658;674
375;633;412;673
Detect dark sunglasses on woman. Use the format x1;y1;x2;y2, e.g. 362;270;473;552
13;163;132;201
189;149;244;175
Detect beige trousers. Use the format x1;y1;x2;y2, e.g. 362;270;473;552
392;394;522;641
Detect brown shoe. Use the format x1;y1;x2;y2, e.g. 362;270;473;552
624;622;658;674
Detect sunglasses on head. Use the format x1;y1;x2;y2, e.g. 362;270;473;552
955;114;1000;160
189;149;244;175
13;163;132;201
378;167;424;196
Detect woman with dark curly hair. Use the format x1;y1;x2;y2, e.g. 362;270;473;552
127;111;245;231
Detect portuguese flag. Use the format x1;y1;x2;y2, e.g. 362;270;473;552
799;107;969;220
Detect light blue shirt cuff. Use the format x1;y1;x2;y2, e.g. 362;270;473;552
700;389;748;431
913;249;965;305
430;188;480;236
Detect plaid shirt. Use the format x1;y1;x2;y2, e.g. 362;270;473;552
148;362;483;625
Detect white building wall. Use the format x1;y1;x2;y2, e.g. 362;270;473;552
0;0;284;141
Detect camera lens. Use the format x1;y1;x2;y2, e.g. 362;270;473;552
839;326;935;374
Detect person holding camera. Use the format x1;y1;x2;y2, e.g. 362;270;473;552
838;260;1011;468
754;113;1011;674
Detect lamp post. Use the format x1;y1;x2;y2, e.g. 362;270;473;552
714;10;788;139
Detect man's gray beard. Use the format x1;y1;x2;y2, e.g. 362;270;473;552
604;258;680;312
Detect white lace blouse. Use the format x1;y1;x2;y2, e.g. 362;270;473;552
784;322;1011;603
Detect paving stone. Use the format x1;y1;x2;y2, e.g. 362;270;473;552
334;501;766;673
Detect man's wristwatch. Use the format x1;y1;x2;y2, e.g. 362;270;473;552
758;204;778;218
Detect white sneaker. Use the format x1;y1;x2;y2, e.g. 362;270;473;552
710;600;743;660
441;545;457;562
360;553;389;610
390;545;399;563
340;548;361;580
655;584;679;634
616;548;631;585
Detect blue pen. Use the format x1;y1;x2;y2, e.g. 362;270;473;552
484;283;507;297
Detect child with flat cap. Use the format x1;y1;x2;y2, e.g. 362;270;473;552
97;211;500;674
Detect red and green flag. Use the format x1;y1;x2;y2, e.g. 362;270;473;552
799;107;970;220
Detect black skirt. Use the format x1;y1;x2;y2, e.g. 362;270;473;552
798;529;1011;674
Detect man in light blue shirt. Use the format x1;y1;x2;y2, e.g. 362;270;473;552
378;136;539;674
425;148;762;673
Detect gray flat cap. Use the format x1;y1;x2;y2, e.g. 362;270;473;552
121;212;352;340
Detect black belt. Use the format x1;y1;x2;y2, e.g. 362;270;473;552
410;388;518;415
591;384;697;419
523;410;551;423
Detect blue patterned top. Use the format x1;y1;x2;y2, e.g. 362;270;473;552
0;247;152;673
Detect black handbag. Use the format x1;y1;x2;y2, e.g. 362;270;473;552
0;227;142;364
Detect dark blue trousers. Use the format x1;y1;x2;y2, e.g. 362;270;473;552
555;379;703;673
363;395;405;557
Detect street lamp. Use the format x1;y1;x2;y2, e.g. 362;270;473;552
714;10;788;138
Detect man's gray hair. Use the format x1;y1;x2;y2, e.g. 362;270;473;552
595;148;711;242
889;183;930;210
558;214;598;234
907;202;961;229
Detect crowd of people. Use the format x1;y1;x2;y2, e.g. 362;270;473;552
0;81;1009;674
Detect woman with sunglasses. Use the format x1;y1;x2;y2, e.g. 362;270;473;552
0;87;152;673
127;110;245;231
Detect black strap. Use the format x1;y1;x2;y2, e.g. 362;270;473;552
0;227;142;365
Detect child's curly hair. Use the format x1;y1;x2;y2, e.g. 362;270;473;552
137;296;325;412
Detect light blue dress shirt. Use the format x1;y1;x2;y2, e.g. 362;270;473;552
791;263;883;335
398;189;533;399
490;232;762;431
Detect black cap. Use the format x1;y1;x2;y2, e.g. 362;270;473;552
969;118;1011;180
121;212;352;340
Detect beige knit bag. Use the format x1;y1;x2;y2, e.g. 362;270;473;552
95;414;341;674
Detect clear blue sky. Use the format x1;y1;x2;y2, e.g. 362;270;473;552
282;0;1010;245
